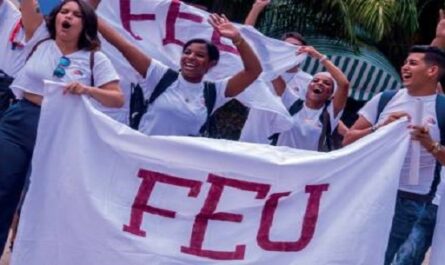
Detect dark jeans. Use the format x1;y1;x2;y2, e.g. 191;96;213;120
0;100;40;254
384;195;437;265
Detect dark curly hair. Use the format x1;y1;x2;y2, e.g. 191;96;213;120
46;0;100;51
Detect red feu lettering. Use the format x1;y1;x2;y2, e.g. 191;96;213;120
119;0;156;40
123;169;202;237
257;184;329;251
163;0;204;46
181;174;271;260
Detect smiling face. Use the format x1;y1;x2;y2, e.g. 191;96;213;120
180;42;215;83
401;53;435;92
55;1;84;44
305;73;334;105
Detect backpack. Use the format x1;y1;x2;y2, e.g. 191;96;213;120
129;69;217;136
0;38;52;115
376;90;445;199
269;99;336;152
0;70;15;114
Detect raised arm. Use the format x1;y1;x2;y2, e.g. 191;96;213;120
89;0;151;77
21;0;44;41
300;46;349;117
244;0;270;26
209;14;262;97
431;9;445;49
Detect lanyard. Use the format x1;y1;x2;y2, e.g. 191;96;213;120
8;19;24;50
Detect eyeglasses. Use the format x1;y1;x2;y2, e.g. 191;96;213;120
53;56;71;78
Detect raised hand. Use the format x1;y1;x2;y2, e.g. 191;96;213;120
299;46;324;60
253;0;271;8
436;9;445;39
209;14;241;42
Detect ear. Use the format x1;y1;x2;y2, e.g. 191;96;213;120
428;65;440;78
208;60;217;68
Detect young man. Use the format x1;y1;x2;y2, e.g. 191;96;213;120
343;45;445;265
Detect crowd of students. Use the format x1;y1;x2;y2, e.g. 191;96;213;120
1;0;445;264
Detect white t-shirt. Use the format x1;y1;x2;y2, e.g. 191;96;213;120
239;70;313;144
359;89;441;194
11;30;119;105
0;1;46;77
276;87;341;150
138;59;229;136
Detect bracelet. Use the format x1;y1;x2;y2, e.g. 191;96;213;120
430;142;442;154
232;36;244;46
319;55;328;63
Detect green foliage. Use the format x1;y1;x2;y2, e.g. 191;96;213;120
255;0;420;45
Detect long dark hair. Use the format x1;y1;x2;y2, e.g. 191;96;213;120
46;0;100;51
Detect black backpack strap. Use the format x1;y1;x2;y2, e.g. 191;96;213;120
429;94;445;198
129;69;179;130
376;90;398;124
90;51;96;87
0;70;15;114
317;101;332;152
147;69;179;105
129;83;145;129
288;99;305;116
269;99;304;146
26;37;51;62
199;81;217;136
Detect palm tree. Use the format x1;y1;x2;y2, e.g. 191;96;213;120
184;0;436;67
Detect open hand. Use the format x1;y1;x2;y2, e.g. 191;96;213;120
209;14;241;42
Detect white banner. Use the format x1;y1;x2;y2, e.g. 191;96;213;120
12;83;410;265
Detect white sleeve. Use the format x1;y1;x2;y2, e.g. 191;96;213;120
139;59;169;100
93;51;120;87
358;93;383;126
281;86;299;109
327;103;343;130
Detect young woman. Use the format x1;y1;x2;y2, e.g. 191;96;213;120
90;0;262;136
270;46;349;151
0;0;124;253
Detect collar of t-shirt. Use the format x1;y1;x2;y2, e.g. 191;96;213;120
300;102;323;121
175;73;206;102
405;91;437;102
